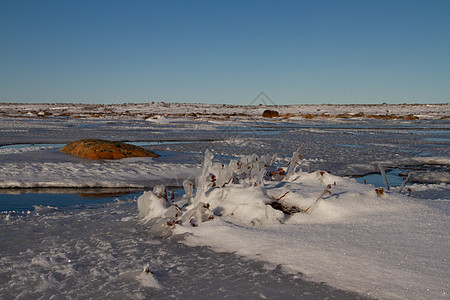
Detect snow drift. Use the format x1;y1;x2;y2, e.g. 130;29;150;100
138;150;449;299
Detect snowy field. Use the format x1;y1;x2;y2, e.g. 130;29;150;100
0;102;449;299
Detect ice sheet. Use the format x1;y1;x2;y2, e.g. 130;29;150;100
0;148;201;189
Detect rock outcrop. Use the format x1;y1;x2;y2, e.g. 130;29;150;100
262;110;280;118
60;139;160;159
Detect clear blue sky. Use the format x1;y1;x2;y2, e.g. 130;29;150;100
1;0;449;105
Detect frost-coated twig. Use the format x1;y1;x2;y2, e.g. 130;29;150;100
304;184;332;213
276;191;290;201
379;164;390;191
398;172;411;194
284;149;302;180
269;154;277;166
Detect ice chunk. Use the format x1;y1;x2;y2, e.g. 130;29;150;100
137;191;169;221
183;179;194;200
180;202;214;227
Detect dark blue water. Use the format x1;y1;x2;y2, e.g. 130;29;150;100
0;187;187;212
355;169;411;188
423;137;450;142
0;190;143;212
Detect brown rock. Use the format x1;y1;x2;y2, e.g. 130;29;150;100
60;139;160;160
335;113;351;119
351;112;365;118
403;114;419;120
262;110;280;118
302;113;315;119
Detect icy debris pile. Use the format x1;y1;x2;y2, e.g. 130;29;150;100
137;149;408;238
138;149;331;237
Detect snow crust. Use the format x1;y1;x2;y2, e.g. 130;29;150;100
1;201;364;299
0;148;201;188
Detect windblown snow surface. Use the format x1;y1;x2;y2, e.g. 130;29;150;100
0;102;449;299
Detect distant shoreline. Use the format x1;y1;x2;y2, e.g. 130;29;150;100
0;102;449;120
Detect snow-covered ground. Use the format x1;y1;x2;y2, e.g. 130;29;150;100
0;102;449;120
0;102;449;299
